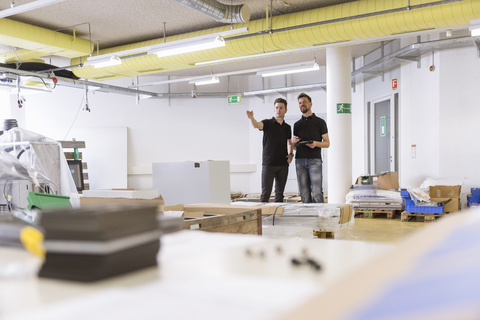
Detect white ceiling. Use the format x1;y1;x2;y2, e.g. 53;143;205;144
0;0;384;78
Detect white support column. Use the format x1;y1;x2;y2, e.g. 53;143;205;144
326;46;352;204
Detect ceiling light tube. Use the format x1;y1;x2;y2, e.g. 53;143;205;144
77;27;248;65
189;77;220;86
148;37;225;58
0;0;65;18
257;62;320;77
84;55;122;68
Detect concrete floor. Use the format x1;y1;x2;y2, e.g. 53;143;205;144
335;216;429;243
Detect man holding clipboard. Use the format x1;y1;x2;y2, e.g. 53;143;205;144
292;93;330;203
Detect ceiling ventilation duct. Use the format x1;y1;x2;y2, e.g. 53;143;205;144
68;0;480;81
0;18;92;63
172;0;250;23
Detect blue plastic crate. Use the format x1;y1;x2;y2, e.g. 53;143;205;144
467;195;480;203
405;199;414;207
400;189;410;199
406;204;444;214
471;188;480;197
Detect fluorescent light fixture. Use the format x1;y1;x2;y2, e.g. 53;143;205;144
0;0;65;18
84;55;122;68
79;27;248;67
189;76;220;86
148;36;225;58
470;19;480;37
138;94;153;100
256;62;320;77
145;27;247;59
88;85;102;91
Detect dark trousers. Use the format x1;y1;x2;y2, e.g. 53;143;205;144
261;165;289;203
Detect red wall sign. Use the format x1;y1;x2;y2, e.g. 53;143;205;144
392;78;398;89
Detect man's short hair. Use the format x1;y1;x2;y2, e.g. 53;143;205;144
274;97;288;109
297;92;312;103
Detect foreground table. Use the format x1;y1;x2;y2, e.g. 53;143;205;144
0;230;391;320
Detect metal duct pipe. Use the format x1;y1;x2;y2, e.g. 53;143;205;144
172;0;250;23
244;83;326;97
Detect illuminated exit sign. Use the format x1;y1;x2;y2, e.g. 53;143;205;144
228;95;241;104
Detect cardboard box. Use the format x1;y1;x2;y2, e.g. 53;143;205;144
338;204;353;224
164;203;262;235
429;185;461;213
429;185;461;198
356;172;399;190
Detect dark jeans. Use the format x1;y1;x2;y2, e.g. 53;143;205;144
295;158;324;203
261;165;289;202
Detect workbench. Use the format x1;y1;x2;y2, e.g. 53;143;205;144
0;230;390;320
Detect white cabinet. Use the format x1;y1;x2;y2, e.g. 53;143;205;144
152;160;231;206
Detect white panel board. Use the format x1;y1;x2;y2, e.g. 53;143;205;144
29;127;128;190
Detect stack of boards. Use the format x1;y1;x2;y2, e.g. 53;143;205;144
38;204;160;282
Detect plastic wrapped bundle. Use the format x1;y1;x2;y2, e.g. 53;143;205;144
346;189;403;211
262;203;354;232
0;127;78;206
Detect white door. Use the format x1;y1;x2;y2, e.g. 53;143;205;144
368;94;397;174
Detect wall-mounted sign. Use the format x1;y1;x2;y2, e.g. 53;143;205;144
336;103;351;114
380;116;386;137
228;95;241;104
392;78;398;89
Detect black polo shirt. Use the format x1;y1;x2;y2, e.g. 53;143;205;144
261;117;291;166
293;113;328;159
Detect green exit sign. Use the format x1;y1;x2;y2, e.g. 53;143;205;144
336;103;351;114
228;95;241;104
380;116;386;137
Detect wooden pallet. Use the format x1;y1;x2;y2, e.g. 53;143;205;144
313;231;334;239
401;211;447;222
355;210;400;219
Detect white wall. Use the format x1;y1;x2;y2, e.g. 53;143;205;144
399;49;441;188
17;77;252;193
0;91;9;122
0;90;26;128
438;46;480;202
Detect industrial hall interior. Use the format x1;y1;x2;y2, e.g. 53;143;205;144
2;0;480;319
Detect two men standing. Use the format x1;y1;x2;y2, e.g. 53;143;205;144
247;93;329;203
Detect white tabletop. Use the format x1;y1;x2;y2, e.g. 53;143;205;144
0;231;391;320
